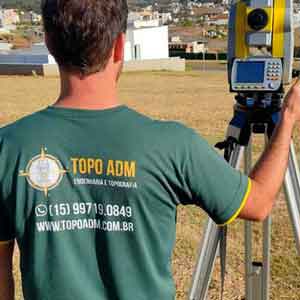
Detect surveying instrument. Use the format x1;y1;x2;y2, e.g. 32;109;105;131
189;0;300;299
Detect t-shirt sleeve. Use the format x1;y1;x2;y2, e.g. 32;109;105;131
179;128;251;225
0;134;15;242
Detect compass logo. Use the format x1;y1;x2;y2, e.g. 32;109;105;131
19;147;67;197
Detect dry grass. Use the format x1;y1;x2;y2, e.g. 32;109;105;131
0;71;299;300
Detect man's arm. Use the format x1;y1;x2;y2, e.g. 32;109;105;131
0;240;15;300
239;80;300;221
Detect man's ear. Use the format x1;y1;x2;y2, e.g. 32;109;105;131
113;33;125;63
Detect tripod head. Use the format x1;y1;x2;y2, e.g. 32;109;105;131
234;91;282;109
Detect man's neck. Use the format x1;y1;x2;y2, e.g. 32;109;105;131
54;69;120;110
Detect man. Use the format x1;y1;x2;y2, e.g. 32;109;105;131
0;1;299;299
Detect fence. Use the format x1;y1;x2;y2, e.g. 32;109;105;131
0;58;186;76
169;50;227;60
171;49;300;61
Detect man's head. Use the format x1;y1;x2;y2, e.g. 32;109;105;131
41;0;128;77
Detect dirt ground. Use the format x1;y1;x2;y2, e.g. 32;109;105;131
0;71;299;299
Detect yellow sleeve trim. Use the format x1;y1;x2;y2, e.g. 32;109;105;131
219;179;252;227
0;239;14;245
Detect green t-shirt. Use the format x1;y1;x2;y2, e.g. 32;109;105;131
0;106;250;300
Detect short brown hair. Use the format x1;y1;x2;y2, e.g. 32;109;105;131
41;0;128;75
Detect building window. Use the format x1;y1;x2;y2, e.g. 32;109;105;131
134;44;141;60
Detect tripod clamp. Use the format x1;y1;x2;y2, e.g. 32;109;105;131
216;93;283;154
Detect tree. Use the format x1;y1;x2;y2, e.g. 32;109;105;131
181;19;193;27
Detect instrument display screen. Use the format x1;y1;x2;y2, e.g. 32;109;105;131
236;61;265;83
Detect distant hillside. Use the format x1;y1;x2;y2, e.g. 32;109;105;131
0;0;41;13
0;0;155;13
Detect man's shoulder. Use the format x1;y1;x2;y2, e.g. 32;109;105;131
126;108;208;158
0;108;47;142
128;107;196;137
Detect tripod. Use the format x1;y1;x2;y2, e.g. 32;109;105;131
189;93;300;300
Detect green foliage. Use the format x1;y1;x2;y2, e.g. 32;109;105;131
181;19;193;27
0;0;41;13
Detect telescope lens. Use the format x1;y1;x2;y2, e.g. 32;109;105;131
248;9;268;31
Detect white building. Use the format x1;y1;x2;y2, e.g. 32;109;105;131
0;8;19;27
133;19;160;28
187;41;207;54
0;43;56;64
294;12;300;28
0;27;10;34
0;42;12;51
125;25;169;61
0;9;3;27
128;12;142;23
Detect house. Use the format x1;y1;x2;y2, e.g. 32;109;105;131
208;14;228;26
169;37;208;54
133;19;160;29
0;9;19;26
294;11;300;28
125;25;169;61
19;11;32;23
207;30;218;38
159;13;172;25
128;10;168;28
187;41;208;54
0;43;56;64
0;9;3;27
31;12;42;23
0;42;13;51
0;27;10;34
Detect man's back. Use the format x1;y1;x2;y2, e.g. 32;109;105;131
0;105;249;300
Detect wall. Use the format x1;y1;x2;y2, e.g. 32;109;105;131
133;26;169;60
134;19;160;28
0;58;185;76
125;28;135;61
124;41;132;61
123;58;185;72
0;64;43;75
0;42;12;51
0;54;53;64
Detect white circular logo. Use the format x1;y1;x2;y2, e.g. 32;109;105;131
20;148;67;197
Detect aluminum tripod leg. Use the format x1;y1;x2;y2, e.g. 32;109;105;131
246;218;272;300
188;219;221;300
262;216;272;300
244;141;253;300
262;130;272;300
283;141;300;254
245;136;271;300
188;145;244;300
245;139;300;300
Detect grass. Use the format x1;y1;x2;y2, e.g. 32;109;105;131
0;71;299;299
